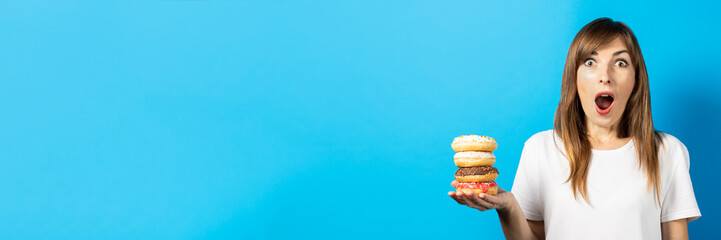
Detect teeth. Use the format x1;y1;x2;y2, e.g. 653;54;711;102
601;94;610;97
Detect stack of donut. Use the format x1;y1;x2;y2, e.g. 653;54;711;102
451;135;499;195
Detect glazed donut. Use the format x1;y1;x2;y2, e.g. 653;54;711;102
451;135;497;152
455;166;499;182
454;151;496;167
456;181;498;196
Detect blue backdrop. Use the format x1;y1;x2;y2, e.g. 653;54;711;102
1;1;718;239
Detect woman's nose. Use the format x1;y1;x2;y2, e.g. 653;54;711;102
598;66;612;84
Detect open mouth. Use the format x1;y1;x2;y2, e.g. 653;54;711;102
594;91;615;115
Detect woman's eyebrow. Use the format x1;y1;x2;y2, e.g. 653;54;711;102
612;50;630;56
590;50;630;56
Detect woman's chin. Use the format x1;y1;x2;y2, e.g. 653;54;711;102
587;115;620;129
583;105;623;129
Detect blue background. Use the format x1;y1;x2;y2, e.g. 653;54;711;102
1;0;719;239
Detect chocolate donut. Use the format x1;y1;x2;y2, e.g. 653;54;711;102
455;166;499;182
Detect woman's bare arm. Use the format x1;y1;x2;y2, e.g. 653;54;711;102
528;220;544;240
662;218;689;240
449;180;544;240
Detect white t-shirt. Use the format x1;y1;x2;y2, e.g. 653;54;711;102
511;130;701;240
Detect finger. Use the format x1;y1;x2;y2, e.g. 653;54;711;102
461;191;489;210
461;191;493;209
456;191;477;207
449;191;471;206
479;193;503;206
471;194;497;210
451;180;459;188
448;191;465;204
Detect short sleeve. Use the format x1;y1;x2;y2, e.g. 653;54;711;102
511;136;543;221
660;138;702;223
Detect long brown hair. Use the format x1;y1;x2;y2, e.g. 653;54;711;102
553;17;662;205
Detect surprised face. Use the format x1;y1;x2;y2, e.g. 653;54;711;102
576;36;636;129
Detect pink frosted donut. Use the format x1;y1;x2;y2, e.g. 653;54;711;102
456;181;498;196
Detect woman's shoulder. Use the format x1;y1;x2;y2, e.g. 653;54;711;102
525;129;556;144
523;129;561;150
656;131;690;165
657;131;685;148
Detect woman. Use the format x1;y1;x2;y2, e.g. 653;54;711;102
448;17;701;239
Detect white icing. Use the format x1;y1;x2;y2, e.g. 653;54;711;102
454;151;495;159
452;135;497;144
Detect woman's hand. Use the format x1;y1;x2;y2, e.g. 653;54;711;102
448;180;514;212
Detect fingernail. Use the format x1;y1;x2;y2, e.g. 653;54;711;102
478;193;486;198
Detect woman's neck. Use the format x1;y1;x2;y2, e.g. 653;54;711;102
585;120;630;150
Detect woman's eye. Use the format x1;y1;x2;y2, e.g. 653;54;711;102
583;59;595;66
616;60;629;67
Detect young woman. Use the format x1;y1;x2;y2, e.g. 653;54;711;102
448;17;701;239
